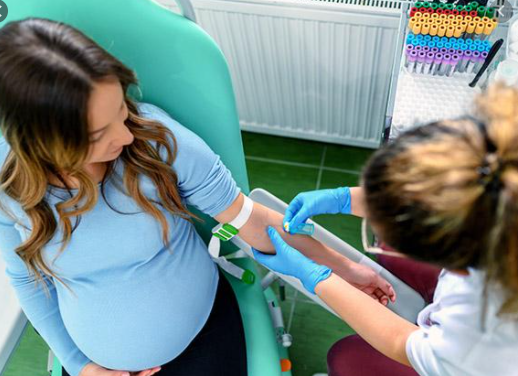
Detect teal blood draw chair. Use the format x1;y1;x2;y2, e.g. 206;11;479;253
1;0;290;375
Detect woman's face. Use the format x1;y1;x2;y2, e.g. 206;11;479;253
85;78;134;165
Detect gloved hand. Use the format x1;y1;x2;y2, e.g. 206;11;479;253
252;227;332;294
284;187;351;234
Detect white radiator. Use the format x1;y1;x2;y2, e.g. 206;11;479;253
155;0;402;148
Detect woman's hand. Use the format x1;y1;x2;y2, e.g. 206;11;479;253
284;188;351;234
79;362;161;376
252;227;332;294
255;227;396;305
335;261;396;306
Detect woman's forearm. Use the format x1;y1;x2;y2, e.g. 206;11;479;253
237;199;355;273
315;273;418;366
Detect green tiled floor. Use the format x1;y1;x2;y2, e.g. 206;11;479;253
3;324;49;376
3;131;373;376
243;131;373;376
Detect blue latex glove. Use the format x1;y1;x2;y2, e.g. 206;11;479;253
284;187;351;234
252;227;332;294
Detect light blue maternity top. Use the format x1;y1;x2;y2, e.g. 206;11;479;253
0;103;240;375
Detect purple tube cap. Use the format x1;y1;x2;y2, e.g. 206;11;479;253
434;53;443;63
409;50;419;62
426;52;435;63
418;51;427;63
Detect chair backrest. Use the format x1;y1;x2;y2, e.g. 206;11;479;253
3;0;249;193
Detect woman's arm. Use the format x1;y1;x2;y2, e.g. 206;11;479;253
252;229;417;367
349;187;367;218
0;217;92;376
315;273;418;366
215;193;395;303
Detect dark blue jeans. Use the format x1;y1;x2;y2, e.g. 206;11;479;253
63;269;247;376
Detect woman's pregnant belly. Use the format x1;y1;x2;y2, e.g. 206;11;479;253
57;245;219;371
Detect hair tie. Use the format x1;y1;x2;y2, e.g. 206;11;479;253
478;153;503;196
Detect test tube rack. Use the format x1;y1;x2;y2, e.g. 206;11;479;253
383;0;514;141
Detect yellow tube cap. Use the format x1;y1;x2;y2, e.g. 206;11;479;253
446;25;455;37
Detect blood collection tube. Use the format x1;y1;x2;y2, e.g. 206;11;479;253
432;52;443;75
424;52;435;74
467;50;481;73
458;50;472;72
474;51;488;72
446;26;455;37
465;21;477;38
482;20;496;39
475;22;485;38
407;50;419;73
439;54;452;75
449;54;461;76
416;51;427;74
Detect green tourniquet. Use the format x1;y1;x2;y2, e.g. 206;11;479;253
214;223;239;241
214;233;228;241
223;223;239;236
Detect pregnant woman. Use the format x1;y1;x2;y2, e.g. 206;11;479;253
0;18;395;376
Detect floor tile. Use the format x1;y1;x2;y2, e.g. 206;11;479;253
246;159;319;204
242;132;325;166
319;169;361;188
3;324;49;376
285;301;355;376
324;144;373;172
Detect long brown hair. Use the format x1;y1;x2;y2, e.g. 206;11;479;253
0;18;195;291
363;83;518;315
